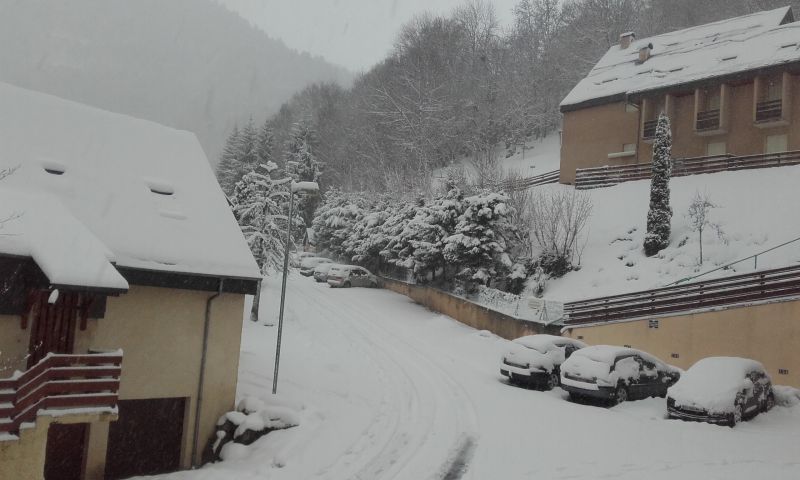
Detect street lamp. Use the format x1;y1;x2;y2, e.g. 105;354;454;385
273;180;319;394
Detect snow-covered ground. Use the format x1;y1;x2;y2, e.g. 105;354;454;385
539;164;800;302
145;274;800;480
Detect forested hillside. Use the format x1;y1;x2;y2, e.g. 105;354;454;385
218;0;800;195
0;0;351;159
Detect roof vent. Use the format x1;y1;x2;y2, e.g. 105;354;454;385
638;43;653;63
619;31;636;49
41;160;66;175
144;177;175;196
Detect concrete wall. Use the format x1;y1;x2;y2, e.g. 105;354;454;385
563;299;800;387
0;285;247;478
380;277;559;339
560;73;800;183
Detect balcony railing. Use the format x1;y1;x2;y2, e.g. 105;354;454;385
642;120;657;140
756;99;783;123
0;352;122;436
695;109;721;131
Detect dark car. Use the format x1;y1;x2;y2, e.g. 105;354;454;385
667;357;775;427
500;335;587;390
560;345;680;404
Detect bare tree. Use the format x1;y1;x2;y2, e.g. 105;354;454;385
685;190;724;265
528;189;593;276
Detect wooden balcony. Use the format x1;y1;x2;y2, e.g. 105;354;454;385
0;352;122;436
695;109;721;132
755;99;784;124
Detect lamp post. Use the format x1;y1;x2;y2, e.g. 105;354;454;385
273;181;318;395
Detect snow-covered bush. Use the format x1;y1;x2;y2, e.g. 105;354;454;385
312;189;366;258
644;112;673;256
208;396;300;463
443;191;516;289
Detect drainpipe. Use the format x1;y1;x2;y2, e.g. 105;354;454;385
192;278;224;467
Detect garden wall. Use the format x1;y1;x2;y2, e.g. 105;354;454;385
379;277;560;339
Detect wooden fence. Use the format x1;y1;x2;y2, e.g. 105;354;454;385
496;170;559;192
0;352;122;435
563;265;800;325
574;150;800;190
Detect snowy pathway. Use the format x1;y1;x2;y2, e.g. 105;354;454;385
149;274;800;480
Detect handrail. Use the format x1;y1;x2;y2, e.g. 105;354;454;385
668;235;800;286
0;352;122;435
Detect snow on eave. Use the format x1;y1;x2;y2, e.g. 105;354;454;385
560;6;798;111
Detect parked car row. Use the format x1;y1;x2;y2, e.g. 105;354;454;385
500;335;775;427
292;253;379;288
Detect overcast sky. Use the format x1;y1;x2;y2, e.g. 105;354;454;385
216;0;519;72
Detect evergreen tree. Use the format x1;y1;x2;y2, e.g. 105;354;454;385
644;113;673;256
256;119;274;167
286;120;323;227
216;125;243;194
239;117;260;171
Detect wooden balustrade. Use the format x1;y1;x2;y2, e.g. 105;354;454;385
0;353;122;435
696;109;721;131
563;265;800;325
575;150;800;190
756;99;783;122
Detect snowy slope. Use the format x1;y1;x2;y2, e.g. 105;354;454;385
144;275;800;480
538;164;800;302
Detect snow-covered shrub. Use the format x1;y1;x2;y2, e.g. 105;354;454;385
208;396;300;463
644;112;673;256
443;190;516;290
312;189;366;258
528;188;592;277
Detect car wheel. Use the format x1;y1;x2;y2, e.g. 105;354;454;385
614;385;628;405
764;392;776;412
729;403;743;427
370;280;378;288
344;281;351;288
568;392;582;403
546;372;559;391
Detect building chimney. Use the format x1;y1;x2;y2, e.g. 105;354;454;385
638;43;653;63
619;31;636;49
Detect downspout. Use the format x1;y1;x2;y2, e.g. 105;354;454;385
192;278;224;467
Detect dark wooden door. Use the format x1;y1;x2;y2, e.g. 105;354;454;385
44;423;88;480
105;398;186;479
27;290;81;367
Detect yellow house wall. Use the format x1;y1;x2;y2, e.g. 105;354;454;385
560;74;800;182
563;299;800;387
0;284;247;477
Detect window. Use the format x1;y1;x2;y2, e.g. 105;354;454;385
625;102;638;112
765;76;782;101
765;134;788;154
706;141;726;156
705;88;721;110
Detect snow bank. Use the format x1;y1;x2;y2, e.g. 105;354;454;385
773;385;800;407
668;357;765;413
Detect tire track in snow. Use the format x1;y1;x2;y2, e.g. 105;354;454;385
302;283;480;480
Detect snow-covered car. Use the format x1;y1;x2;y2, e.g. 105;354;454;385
299;257;332;276
313;262;338;283
327;265;378;288
560;345;680;404
290;251;315;268
667;357;775;427
500;335;587;390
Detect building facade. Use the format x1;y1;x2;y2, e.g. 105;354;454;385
559;7;800;183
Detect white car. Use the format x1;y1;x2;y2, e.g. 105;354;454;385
327;265;378;288
313;262;337;283
667;357;775;427
290;251;315;268
560;345;680;404
299;257;332;276
500;335;587;390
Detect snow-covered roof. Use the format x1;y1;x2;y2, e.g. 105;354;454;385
0;82;260;290
561;7;799;110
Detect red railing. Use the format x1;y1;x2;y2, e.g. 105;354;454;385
496;170;559;192
0;353;122;435
574;150;800;190
563;265;800;325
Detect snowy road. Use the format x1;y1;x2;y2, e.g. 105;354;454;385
152;274;800;480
